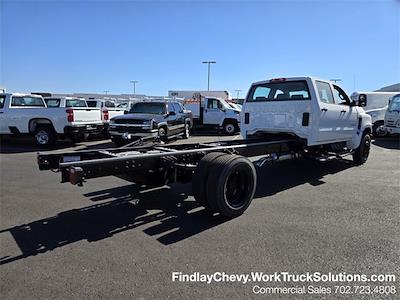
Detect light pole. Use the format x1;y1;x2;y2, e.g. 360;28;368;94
202;61;216;91
130;80;138;95
234;89;241;102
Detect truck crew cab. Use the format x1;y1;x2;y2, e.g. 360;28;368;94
241;77;372;163
38;77;372;219
108;100;192;145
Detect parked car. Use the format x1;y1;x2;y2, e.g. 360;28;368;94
384;93;400;135
108;100;192;146
0;93;103;146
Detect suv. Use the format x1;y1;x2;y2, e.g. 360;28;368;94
108;101;192;145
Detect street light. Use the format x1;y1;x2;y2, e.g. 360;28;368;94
202;61;216;91
330;78;342;83
234;89;241;102
130;80;139;95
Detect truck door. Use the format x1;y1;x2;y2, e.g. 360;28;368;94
166;103;179;135
332;84;358;140
0;95;7;133
203;98;225;126
315;81;347;143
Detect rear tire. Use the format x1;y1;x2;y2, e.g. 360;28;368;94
192;152;227;210
206;154;257;218
353;132;371;165
34;125;56;147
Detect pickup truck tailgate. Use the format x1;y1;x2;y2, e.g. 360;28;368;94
106;108;125;120
71;108;102;124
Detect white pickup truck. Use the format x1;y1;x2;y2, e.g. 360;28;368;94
241;77;372;164
0;93;104;146
85;99;125;136
183;97;241;134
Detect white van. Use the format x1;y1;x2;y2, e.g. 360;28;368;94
384;94;400;134
351;92;399;136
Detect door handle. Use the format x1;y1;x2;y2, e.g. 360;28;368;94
340;110;347;113
321;108;328;112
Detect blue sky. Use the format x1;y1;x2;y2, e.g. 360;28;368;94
1;0;399;97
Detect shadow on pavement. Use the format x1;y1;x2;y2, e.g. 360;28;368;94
254;159;354;198
0;184;228;265
372;136;400;150
0;158;354;265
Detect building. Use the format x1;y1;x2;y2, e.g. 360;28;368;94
374;83;400;92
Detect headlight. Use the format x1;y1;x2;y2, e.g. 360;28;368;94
142;120;155;128
109;119;115;124
368;111;378;117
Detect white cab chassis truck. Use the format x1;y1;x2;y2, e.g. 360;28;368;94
38;77;372;219
183;97;241;134
0;93;103;146
350;92;398;137
384;93;400;134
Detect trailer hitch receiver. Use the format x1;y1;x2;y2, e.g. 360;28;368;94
69;167;84;186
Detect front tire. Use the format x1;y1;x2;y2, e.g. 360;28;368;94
353;132;371;165
182;123;190;139
223;122;237;135
112;136;126;147
158;127;167;142
34;126;56;147
372;121;387;137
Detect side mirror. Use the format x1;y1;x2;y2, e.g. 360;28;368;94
358;94;367;107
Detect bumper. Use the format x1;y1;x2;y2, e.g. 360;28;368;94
109;129;158;140
64;124;104;136
385;126;400;134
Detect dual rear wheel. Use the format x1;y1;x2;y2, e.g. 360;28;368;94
192;153;257;218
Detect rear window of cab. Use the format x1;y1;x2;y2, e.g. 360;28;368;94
247;80;311;102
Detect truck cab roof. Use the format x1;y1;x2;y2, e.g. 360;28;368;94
250;76;330;86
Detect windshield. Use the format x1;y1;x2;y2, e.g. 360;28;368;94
66;99;87;107
247;80;311;102
388;95;400;112
11;96;45;107
45;98;60;107
129;102;166;114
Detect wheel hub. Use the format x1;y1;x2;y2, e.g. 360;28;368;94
36;130;49;145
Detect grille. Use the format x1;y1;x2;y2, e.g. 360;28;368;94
385;120;395;127
113;119;144;125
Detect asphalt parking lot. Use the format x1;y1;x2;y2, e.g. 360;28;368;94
0;134;399;299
